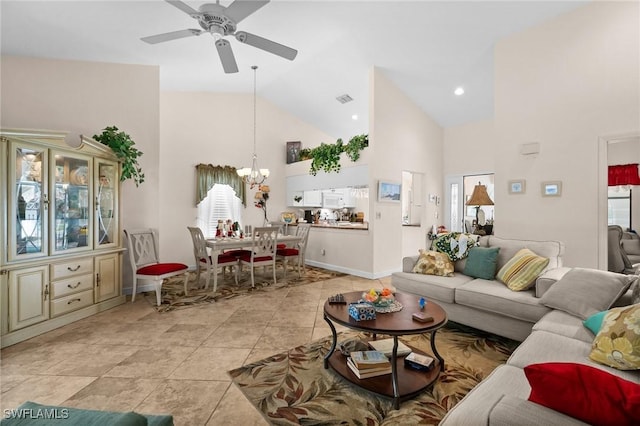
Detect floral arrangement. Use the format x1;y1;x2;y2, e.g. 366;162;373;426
362;288;395;307
254;184;270;223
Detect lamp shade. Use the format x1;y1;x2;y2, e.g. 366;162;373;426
466;183;494;206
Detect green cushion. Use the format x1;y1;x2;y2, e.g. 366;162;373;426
583;310;607;335
463;247;500;280
1;402;173;426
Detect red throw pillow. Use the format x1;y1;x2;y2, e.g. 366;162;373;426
524;362;640;426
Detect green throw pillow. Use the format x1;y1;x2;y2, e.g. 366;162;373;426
583;310;607;335
463;247;500;280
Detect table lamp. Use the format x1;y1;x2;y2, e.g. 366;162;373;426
466;182;494;226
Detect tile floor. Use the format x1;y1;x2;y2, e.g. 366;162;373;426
0;273;392;425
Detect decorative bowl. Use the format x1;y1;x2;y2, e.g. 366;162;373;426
362;288;395;307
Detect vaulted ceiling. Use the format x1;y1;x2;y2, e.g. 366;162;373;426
1;1;586;139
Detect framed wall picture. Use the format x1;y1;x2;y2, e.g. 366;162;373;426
378;181;401;203
508;179;526;194
541;181;562;197
286;141;301;164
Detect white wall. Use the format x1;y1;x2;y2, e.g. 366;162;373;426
443;120;495;177
370;68;444;274
159;91;334;264
493;1;640;267
0;56;161;237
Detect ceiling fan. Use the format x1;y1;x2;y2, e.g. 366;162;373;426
141;0;297;73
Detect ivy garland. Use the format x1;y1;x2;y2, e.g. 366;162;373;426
307;134;368;176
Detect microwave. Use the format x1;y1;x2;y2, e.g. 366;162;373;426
322;193;342;209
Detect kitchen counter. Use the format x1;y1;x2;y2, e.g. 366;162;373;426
288;222;369;230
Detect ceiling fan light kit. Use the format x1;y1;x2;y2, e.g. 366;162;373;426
142;0;298;73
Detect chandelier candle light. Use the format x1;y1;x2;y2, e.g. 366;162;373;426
237;65;270;189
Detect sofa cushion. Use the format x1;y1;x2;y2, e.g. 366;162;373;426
411;249;454;277
496;248;550;291
525;362;640;426
455;279;551;323
489;395;589;426
589;303;640;370
533;310;595;343
539;268;636;319
463;247;500;280
508;330;640;383
434;232;478;261
534;266;571;297
485;236;564;272
622;238;640;255
439;365;531;426
391;272;473;304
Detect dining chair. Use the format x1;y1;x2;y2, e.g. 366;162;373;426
124;228;189;306
235;226;279;288
187;226;238;292
277;223;311;279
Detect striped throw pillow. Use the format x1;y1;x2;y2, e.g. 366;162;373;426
497;248;550;291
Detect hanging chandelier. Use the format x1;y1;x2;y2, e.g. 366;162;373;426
237;65;269;189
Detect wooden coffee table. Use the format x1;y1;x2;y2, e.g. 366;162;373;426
323;291;448;409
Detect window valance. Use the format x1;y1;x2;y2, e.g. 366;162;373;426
195;164;246;206
608;163;640;186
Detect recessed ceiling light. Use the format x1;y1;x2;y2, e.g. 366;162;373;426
454;87;465;96
352;114;358;120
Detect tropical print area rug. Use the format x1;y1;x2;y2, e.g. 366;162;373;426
145;266;346;312
229;323;519;425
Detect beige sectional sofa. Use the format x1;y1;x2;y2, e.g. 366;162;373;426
391;236;639;425
391;236;566;341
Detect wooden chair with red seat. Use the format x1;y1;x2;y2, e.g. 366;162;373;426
124;228;189;306
235;226;279;288
277;223;311;279
187;226;238;292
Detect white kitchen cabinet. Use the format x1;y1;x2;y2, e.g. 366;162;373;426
290;190;304;207
0;129;126;347
303;190;322;207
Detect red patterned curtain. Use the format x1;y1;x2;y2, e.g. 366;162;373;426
608;163;640;186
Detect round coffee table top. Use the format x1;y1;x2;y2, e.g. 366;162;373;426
323;291;447;335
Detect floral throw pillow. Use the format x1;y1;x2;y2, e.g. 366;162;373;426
412;250;454;277
589;303;640;370
434;232;478;262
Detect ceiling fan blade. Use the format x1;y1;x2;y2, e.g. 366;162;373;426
141;28;202;44
225;0;270;24
165;0;199;17
215;39;239;73
235;31;297;61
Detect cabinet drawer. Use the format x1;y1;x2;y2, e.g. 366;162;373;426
51;258;93;280
50;274;94;299
50;289;93;317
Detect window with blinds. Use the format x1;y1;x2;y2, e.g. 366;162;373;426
196;184;243;237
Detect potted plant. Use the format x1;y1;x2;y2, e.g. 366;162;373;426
93;126;145;186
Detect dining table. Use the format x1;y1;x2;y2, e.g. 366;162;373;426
205;233;302;290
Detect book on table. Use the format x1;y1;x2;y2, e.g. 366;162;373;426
346;357;392;379
368;338;412;357
349;351;391;370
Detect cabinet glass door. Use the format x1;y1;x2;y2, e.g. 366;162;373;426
95;159;118;247
51;153;92;254
10;144;47;260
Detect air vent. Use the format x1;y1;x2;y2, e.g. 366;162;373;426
336;94;353;104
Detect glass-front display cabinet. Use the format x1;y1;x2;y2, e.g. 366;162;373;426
0;130;125;347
